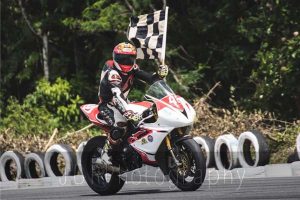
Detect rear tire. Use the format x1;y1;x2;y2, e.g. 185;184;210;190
169;139;206;191
81;136;125;195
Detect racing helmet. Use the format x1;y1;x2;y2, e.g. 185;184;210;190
113;42;137;73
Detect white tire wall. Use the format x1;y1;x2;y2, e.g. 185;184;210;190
237;130;270;168
44;144;77;177
76;141;87;174
0;151;25;181
214;134;239;170
297;134;300;160
24;153;47;178
0;151;2;181
193;136;215;168
287;148;299;163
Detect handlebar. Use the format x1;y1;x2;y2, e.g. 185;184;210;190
137;113;154;127
136;106;154;127
128;104;157;128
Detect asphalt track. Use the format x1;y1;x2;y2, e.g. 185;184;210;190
1;177;300;200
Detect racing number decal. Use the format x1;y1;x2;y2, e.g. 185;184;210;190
158;95;184;112
168;96;179;107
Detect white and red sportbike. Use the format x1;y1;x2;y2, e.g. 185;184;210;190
80;80;206;195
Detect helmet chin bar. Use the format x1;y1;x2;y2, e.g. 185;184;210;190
113;59;135;73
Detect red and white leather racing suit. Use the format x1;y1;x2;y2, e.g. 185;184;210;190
97;60;161;142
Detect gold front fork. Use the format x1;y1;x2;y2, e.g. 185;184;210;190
165;135;172;150
165;135;181;166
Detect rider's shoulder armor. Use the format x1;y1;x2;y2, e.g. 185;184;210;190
105;60;114;68
108;70;122;86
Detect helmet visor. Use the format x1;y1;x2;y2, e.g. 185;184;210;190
114;54;136;66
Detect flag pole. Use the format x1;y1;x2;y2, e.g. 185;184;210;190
161;6;169;65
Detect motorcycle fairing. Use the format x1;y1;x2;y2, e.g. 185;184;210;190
130;129;169;155
80;104;108;127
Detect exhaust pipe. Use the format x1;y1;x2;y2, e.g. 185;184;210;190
95;158;120;173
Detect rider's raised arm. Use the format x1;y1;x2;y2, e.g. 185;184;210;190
135;69;161;85
135;65;169;85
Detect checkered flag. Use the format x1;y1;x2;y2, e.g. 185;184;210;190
127;7;169;63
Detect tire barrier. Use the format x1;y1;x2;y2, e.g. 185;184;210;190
193;136;215;168
44;144;77;177
0;151;2;181
24;153;47;179
297;134;300;160
76;141;87;174
0;132;297;181
287;148;299;163
214;134;239;170
237;130;270;168
0;151;25;181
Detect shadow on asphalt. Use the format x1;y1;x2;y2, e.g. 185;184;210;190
81;189;186;197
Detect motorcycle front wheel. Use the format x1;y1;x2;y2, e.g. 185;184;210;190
81;136;125;195
168;138;206;191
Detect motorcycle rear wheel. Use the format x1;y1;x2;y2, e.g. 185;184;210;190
169;138;206;191
81;136;125;195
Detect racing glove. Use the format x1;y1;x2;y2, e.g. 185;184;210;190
124;110;142;124
158;65;169;79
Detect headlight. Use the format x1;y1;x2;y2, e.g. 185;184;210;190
178;125;193;135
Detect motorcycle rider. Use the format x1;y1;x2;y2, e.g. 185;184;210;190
97;42;168;145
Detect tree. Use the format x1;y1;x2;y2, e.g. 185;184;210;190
17;0;50;80
2;0;300;120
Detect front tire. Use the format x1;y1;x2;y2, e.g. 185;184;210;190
81;136;125;195
169;138;206;191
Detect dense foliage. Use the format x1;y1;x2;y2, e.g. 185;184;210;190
1;78;84;135
1;0;300;136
